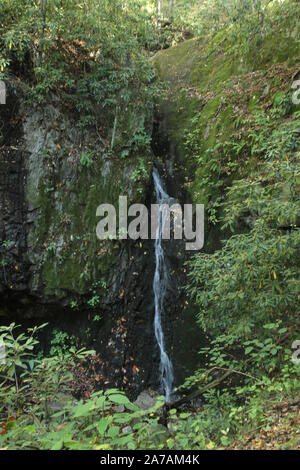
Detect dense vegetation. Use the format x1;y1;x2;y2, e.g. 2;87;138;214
1;0;299;450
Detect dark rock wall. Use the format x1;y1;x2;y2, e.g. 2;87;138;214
0;148;28;294
0;87;30;311
0;81;199;398
0;84;159;397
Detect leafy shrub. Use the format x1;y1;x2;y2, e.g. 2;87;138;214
188;99;300;338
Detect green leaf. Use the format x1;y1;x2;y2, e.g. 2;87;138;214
51;439;63;450
278;327;287;334
245;346;253;354
263;323;277;330
73;401;96;418
108;394;130;405
97;417;109;436
107;425;120;438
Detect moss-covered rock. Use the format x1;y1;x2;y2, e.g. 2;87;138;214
152;27;300;205
17;92;153;308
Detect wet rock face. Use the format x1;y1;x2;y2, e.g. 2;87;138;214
0;148;28;294
0;86;151;311
0;85;157;398
104;241;157;398
0;87;30;307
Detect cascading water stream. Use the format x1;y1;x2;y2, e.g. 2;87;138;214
153;168;174;402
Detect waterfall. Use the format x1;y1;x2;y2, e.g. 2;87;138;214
152;168;174;402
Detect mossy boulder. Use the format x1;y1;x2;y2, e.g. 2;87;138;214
152;26;300;205
0;92;153;312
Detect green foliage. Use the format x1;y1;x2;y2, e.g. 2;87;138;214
183;83;300;449
79;150;95;173
170;0;299;55
0;325;168;450
0;323;47;393
130;157;150;194
188;97;300;338
0;384;167;450
0;240;13;282
181;321;299;447
1;322;297;450
0;0;159;134
132;128;152;152
49;329;78;358
182;16;300;445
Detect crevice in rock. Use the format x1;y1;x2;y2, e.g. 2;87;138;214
150;109;204;390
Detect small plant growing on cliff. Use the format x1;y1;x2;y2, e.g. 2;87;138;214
49;329;78;358
1;259;8;283
0;240;13;283
88;295;100;308
132;128;151;151
79;150;95;172
130;157;150;195
71;300;79;310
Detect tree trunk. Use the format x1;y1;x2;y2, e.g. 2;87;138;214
111;105;119;150
169;0;174;21
156;0;161;20
39;0;48;65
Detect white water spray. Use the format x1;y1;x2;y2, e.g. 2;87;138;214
153;168;174;402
